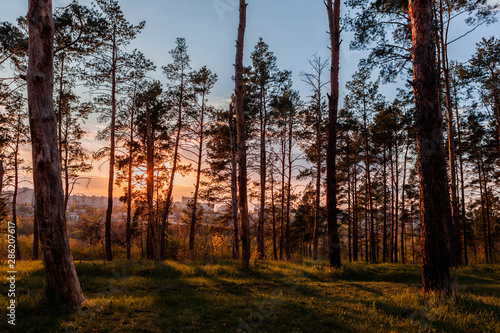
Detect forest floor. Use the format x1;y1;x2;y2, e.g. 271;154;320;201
0;259;499;332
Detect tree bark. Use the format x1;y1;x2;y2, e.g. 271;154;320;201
326;0;341;268
362;108;375;261
478;161;489;263
126;91;136;260
228;103;240;260
190;92;206;254
409;0;451;292
394;146;399;263
353;165;359;261
454;97;468;264
401;143;409;263
27;0;84;307
347;146;352;262
313;100;322;260
104;23;118;262
382;146;388;262
280;131;286;260
12;119;22;260
0;159;3;195
146;101;158;260
160;67;184;260
271;166;277;260
257;90;266;259
286;117;293;260
235;0;250;270
438;0;461;267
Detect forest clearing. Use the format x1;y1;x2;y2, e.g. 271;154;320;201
1;260;499;332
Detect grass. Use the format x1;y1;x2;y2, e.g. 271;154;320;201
1;260;499;332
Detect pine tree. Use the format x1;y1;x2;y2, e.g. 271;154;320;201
409;0;451;292
27;0;84;307
84;0;145;261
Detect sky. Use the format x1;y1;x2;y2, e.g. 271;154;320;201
1;0;499;201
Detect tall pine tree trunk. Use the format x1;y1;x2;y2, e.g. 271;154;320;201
382;146;388;262
190;93;206;254
353;166;359;261
257;91;266;259
126;93;136;260
313;103;322;260
326;0;341;268
146;102;158;260
27;0;84;307
235;0;250;270
271;166;277;260
347;147;352;262
160;76;184;260
438;0;461;266
401;143;409;263
0;159;3;196
229;104;240;259
104;26;118;262
454;93;468;265
280;134;286;260
12;130;22;260
409;0;451;292
286;118;293;260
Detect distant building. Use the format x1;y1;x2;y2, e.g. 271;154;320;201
180;196;214;212
217;204;228;213
67;194;122;209
181;196;191;208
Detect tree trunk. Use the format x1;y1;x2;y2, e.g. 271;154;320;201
257;90;266;259
27;0;84;307
347;147;352;262
271;165;277;260
235;0;250;270
409;0;451;292
401;143;409;263
228;103;240;260
57;54;65;166
160;70;184;260
286;117;293;260
126;92;136;260
478;161;489;263
394;146;399;263
389;146;396;262
362;110;376;262
481;166;493;263
190;93;206;254
0;159;3;195
146;101;158;260
382;146;388;262
353;165;359;261
313;100;322;260
13;126;22;260
490;66;500;153
438;0;461;266
280;133;286;260
411;205;415;263
104;24;118;262
326;0;341;268
454;91;468;265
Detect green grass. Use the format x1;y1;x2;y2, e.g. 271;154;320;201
1;260;499;332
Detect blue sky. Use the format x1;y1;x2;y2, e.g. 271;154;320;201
1;0;498;198
3;0;498;106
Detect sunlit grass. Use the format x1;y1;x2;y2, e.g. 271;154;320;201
0;260;499;332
